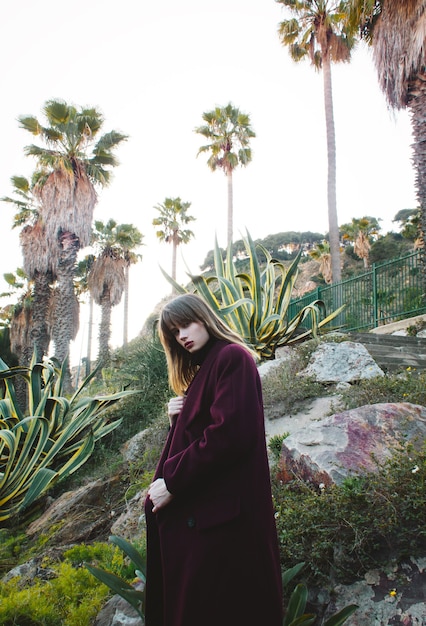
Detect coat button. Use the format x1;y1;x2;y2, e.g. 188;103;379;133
186;516;196;528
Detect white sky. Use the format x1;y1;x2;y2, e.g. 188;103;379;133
0;0;417;366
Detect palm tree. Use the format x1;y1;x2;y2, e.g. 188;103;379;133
393;208;422;247
2;174;53;362
74;255;95;379
153;197;195;288
308;240;333;283
1;270;33;409
88;219;141;371
18;99;127;387
277;0;357;283
340;216;381;267
195;103;255;247
113;223;143;346
348;0;426;280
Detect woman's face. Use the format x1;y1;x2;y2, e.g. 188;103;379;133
170;320;210;353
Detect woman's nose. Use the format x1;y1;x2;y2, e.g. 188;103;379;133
179;329;187;340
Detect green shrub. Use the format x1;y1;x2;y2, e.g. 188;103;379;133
97;333;169;445
0;540;144;625
272;442;426;585
337;368;426;410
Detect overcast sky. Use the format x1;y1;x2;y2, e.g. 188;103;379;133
0;0;417;365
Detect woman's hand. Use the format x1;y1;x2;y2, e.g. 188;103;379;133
167;395;185;426
148;478;174;513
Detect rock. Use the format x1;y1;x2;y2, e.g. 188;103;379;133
26;475;123;545
110;490;146;541
301;341;384;384
278;402;426;486
93;581;145;626
418;329;426;339
258;347;293;377
322;557;426;625
121;425;168;464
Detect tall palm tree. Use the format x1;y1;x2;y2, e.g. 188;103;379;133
18;99;127;387
74;255;95;378
1;271;33;409
349;0;426;280
153;197;195;288
88;219;141;371
195;103;255;247
2;174;53;362
340;215;381;267
277;0;357;283
113;223;143;346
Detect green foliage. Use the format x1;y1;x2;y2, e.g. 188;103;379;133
0;567;106;626
0;541;129;625
86;535;146;619
162;231;344;359
272;442;426;585
200;232;324;271
337;368;426;410
0;354;137;522
268;433;290;462
369;233;412;264
0;528;27;575
99;333;169;445
262;340;327;417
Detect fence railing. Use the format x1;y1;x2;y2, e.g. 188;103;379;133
288;250;426;332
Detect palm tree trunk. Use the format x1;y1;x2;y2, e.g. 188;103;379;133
86;294;94;377
123;264;129;346
97;293;112;373
227;170;233;248
31;271;52;362
52;232;80;392
408;74;426;291
322;55;341;283
172;232;178;293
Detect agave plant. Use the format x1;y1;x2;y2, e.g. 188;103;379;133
0;354;136;522
162;231;344;359
86;534;146;619
283;562;357;626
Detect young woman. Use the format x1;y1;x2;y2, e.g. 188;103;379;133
144;293;283;626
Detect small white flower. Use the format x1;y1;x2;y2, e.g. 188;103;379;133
319;483;325;491
412;465;420;474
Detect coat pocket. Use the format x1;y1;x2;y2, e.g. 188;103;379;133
195;495;241;530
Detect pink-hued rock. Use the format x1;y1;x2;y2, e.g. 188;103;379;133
278;402;426;486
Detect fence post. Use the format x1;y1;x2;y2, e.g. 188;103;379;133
372;262;378;327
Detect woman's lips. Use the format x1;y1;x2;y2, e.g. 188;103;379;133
185;341;194;350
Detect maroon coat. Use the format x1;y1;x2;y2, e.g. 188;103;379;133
144;340;283;626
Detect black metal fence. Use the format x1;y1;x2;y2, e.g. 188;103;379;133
288;251;426;332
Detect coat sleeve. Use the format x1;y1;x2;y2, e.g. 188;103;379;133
162;344;264;497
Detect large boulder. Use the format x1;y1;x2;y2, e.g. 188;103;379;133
26;475;123;545
278;402;426;486
301;341;384;384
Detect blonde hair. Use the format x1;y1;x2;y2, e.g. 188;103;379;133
158;293;255;395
